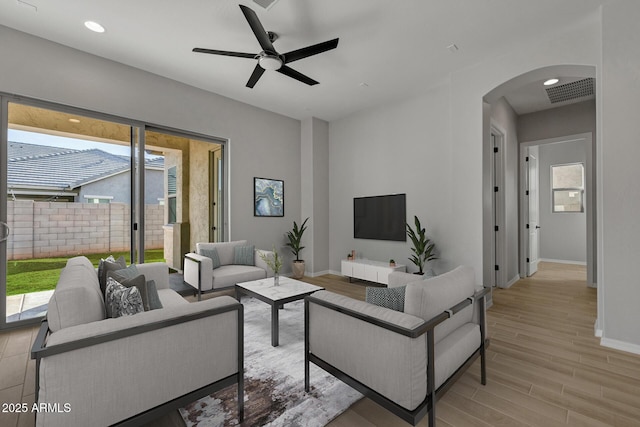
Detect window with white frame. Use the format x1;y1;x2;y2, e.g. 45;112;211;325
551;163;584;213
84;195;113;204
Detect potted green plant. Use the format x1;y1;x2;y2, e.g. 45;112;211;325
259;246;283;285
285;217;309;279
406;215;437;274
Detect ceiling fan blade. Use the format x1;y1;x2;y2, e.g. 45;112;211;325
246;64;266;88
193;48;256;59
282;38;339;64
277;65;319;86
239;5;276;54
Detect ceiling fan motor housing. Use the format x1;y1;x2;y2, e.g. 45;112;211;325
258;53;283;70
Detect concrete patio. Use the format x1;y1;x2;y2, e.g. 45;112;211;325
6;290;53;322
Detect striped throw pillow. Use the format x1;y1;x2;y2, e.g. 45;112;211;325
200;248;222;269
234;245;255;266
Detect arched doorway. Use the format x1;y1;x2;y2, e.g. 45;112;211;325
481;64;597;298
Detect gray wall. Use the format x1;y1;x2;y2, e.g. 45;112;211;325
490;98;520;286
0;25;301;270
518;101;596;143
538;141;587;263
329;85;454;274
518;100;596;283
301;117;330;275
600;1;640;351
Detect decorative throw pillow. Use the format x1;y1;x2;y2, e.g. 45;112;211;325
234;245;255;266
365;286;406;312
105;277;144;318
108;271;149;311
112;264;140;279
200;247;222;269
98;255;126;296
145;280;163;310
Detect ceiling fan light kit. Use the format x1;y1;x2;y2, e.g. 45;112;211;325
258;55;282;71
192;4;339;88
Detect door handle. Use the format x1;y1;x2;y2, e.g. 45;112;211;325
0;222;9;242
535;225;541;229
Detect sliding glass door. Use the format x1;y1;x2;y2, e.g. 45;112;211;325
144;128;225;270
1;97;140;328
0;95;227;329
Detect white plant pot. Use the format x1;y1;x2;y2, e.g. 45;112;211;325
291;261;305;279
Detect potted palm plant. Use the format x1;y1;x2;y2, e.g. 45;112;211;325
406;215;437;274
285;217;309;279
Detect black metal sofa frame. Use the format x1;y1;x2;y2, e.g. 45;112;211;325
31;302;244;426
304;287;489;427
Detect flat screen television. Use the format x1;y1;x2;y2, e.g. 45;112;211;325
353;194;406;241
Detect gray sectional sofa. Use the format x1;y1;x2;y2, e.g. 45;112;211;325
304;265;489;426
184;240;274;299
30;256;244;427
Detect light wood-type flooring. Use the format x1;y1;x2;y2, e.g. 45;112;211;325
2;262;640;426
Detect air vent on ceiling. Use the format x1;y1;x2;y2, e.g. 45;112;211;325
546;78;595;104
253;0;280;10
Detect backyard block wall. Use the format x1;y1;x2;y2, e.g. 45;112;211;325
6;200;164;260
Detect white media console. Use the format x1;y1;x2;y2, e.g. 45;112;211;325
341;259;406;285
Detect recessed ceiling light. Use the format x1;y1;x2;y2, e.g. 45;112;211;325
544;78;559;86
84;21;105;33
68;118;80;124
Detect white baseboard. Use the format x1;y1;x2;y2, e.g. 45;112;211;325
594;318;603;337
600;336;640;356
503;274;520;289
539;258;587;266
306;270;332;278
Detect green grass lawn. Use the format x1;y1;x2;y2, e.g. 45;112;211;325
7;250;166;296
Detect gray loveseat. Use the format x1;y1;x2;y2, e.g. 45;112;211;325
304;265;489;426
30;256;243;427
184;240;273;299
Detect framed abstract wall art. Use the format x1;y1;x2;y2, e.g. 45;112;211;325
254;177;284;217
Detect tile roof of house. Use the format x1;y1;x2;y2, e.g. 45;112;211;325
8;141;163;190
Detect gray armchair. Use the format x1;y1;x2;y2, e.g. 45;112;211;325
304;266;489;426
184;240;273;300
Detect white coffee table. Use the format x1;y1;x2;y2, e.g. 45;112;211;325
235;276;324;347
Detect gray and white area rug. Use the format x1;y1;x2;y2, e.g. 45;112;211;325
180;297;362;426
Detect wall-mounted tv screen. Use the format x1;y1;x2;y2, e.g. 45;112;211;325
354;194;406;242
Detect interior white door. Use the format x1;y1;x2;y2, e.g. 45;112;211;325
527;148;540;276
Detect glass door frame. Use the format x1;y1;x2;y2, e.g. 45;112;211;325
0;94;146;330
0;94;228;330
144;125;228;243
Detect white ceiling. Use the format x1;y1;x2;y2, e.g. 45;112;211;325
504;76;596;115
0;0;611;121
